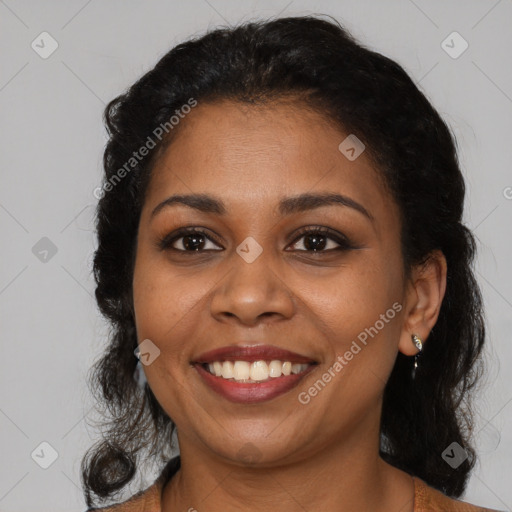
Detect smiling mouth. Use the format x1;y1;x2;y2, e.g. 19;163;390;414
193;360;318;404
198;360;317;383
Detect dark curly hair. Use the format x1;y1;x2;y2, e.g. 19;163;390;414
81;14;486;508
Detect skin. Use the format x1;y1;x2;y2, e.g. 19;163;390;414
132;98;447;512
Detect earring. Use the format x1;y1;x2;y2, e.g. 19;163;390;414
411;334;423;379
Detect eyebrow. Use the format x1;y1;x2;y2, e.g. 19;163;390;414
150;192;374;222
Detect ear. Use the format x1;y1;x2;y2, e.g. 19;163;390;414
398;250;447;356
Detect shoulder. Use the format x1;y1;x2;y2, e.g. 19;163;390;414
413;477;504;512
84;455;181;512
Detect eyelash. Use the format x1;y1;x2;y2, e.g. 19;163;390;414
156;225;355;254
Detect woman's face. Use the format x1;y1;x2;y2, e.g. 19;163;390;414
132;99;414;465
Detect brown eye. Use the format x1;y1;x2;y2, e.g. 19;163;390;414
287;226;353;253
157;228;223;252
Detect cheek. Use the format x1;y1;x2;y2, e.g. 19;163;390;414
131;255;199;412
341;258;404;377
299;257;404;399
298;252;403;341
132;248;215;364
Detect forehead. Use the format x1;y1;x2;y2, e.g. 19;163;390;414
145;100;397;230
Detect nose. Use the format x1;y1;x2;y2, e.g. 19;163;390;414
210;248;295;326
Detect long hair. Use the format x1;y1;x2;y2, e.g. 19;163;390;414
81;15;486;507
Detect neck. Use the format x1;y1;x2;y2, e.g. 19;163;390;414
161;430;414;512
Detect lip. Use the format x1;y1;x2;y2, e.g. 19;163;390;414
193;362;317;404
192;344;317;364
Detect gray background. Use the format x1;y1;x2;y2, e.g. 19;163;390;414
0;0;511;510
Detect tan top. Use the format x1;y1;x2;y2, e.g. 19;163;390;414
87;457;502;512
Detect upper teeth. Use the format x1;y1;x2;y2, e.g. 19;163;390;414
205;360;311;382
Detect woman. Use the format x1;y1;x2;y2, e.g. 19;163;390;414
81;15;501;512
